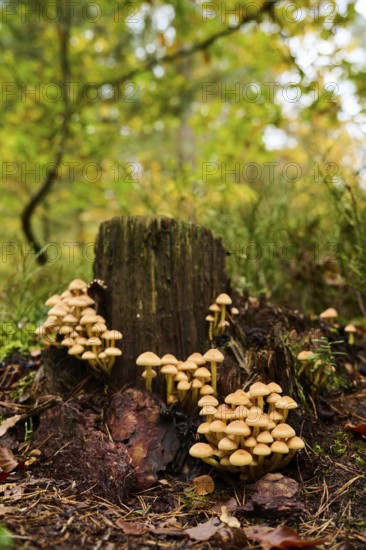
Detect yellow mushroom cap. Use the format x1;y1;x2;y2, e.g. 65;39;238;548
189;443;214;459
82;351;97;360
68;344;85;356
199;405;218;417
256;430;274;444
209;420;227;433
229;449;253;466
177;380;191;391
319;307;338;319
271;441;289;454
231;307;239;315
61;337;74;347
218;437;238;451
297;350;315;361
136;351;161;367
68;279;88;291
102;330;123;340
200;384;215;396
266;393;282;405
209;303;221;313
174;372;189;382
275;396;298;411
194;367;211;380
105;347;122;357
80;314;99;325
234;405;250;419
187;353;206;365
345;324;356;333
271;423;296;439
161;354;178;366
180;361;197;372
266;382;283;394
197;422;211;434
48;306;67;317
203;348;224;363
161;364;178;376
198;395;219;408
287;436;305;451
244;436;257;448
215;406;237;421
45;294;62;307
86;337;102;346
225;421;251;437
216;293;232;306
206;315;215;322
249;381;271;398
225;390;251;407
192;379;203;389
253;443;271;457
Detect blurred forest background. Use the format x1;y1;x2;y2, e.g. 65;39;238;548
1;0;366;339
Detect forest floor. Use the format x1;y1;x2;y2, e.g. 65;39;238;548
0;299;365;549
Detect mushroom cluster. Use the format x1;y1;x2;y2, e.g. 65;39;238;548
35;279;122;375
297;346;336;390
189;381;304;480
136;348;225;405
206;293;238;342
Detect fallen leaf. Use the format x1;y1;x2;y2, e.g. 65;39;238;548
245;525;327;549
345;422;366;438
185;518;221;541
116;520;150;535
193;474;215;495
116;519;183;537
0;416;22;437
0;447;18;473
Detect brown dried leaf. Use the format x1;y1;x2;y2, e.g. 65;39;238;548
0;415;22;437
193;474;215;495
185;518;221;541
245;525;327;549
345;422;366;438
116;520;150;535
0;447;18;473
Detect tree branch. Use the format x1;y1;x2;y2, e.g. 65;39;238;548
81;0;279;102
21;0;71;264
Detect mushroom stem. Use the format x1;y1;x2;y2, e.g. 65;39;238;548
220;305;226;323
145;365;153;391
166;374;173;402
210;362;218;396
209;321;214;342
348;333;354;345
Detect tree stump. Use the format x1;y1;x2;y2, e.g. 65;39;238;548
93;215;228;386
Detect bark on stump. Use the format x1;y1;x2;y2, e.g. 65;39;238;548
93;215;228;386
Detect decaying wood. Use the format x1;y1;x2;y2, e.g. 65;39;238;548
93;215;228;386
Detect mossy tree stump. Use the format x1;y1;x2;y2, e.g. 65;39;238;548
93;216;228;386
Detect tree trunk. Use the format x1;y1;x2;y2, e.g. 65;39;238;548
93;215;228;386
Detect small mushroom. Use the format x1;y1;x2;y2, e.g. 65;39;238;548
215;293;232;323
136;351;161;391
203;348;224;396
345;324;356;345
161;364;178;402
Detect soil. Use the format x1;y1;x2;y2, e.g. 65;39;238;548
1;296;365;549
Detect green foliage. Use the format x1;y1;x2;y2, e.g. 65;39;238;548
0;525;13;550
0;0;365;313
